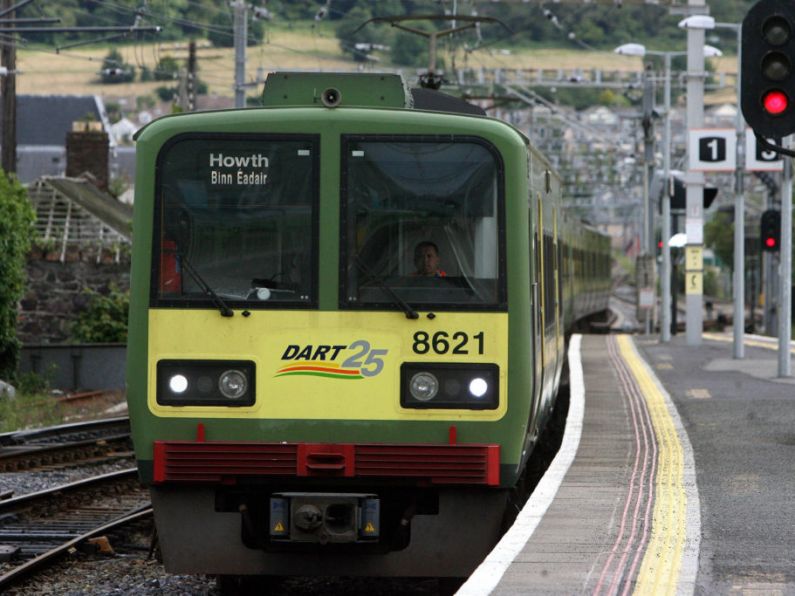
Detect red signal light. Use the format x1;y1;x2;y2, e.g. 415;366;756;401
763;90;789;115
765;236;777;248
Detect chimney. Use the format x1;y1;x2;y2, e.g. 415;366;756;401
66;121;109;190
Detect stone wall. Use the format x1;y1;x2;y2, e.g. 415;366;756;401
18;249;131;344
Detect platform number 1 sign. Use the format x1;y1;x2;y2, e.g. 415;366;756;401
700;137;726;162
689;129;736;172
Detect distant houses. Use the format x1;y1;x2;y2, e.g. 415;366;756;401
0;95;136;346
0;94;136;185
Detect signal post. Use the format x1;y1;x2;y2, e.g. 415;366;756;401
741;0;795;376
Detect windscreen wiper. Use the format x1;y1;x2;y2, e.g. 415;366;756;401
355;257;419;320
179;253;234;318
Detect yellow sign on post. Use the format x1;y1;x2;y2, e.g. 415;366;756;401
685;246;703;271
686;271;703;295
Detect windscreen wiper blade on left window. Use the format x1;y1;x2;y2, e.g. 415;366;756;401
355;256;419;320
178;253;234;318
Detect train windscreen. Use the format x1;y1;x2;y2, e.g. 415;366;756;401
341;137;506;310
152;135;318;307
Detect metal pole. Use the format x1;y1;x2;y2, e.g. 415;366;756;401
233;0;247;109
642;65;654;336
778;137;792;377
733;24;745;358
685;4;706;346
662;53;672;342
642;65;654;257
1;0;16;174
642;164;651;335
187;39;197;112
765;187;778;334
672;214;679;334
428;32;438;78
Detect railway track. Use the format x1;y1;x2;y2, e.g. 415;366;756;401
0;468;151;590
0;417;132;473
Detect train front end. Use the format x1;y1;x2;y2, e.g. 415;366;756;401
126;73;535;578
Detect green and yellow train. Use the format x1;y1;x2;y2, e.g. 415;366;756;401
126;72;611;580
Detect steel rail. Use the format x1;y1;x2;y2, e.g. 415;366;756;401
0;416;130;447
0;417;132;473
0;468;146;588
0;506;152;590
0;468;137;513
0;434;133;473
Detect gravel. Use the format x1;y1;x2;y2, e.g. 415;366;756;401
0;459;136;499
6;531;441;595
1;492;439;595
9;553;443;595
6;554;219;595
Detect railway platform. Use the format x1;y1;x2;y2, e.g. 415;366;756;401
459;332;795;595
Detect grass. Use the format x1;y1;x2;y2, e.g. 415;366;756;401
0;389;127;433
15;25;356;99
0;392;65;432
13;22;738;102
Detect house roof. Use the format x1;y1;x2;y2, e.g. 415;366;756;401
0;95;110;146
28;176;133;260
45;177;132;239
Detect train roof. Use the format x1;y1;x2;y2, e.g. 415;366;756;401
261;71;486;116
134;72;527;146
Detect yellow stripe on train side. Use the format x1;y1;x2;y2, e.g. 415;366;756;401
147;309;509;421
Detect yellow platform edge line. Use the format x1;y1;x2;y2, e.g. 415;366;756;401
616;335;687;596
703;332;795;353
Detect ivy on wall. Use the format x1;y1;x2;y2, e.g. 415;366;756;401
0;171;35;381
71;284;130;343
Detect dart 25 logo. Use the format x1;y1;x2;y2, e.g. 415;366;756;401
275;340;388;379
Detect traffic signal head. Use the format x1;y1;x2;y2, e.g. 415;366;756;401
742;0;795;136
760;209;781;252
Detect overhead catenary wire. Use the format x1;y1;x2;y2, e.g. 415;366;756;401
502;84;626;151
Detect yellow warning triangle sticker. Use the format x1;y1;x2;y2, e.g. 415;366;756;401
274;522;285;532
364;522;375;533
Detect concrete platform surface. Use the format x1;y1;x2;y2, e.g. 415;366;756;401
460;332;795;595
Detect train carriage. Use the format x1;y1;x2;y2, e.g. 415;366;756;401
125;72;610;581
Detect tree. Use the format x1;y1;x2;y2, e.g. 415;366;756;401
100;49;135;84
336;7;378;62
71;285;129;343
155;55;180;81
705;210;734;271
0;171;34;381
391;27;429;68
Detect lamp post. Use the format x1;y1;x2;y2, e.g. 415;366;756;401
680;15;745;359
615;42;722;342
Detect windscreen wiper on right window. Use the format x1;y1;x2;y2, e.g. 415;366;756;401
354;256;419;320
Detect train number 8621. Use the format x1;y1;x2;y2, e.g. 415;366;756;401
411;331;485;355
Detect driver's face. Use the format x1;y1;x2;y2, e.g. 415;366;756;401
416;247;440;276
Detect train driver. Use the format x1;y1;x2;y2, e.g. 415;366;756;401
413;241;447;278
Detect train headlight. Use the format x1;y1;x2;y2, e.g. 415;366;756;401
469;377;489;398
169;374;189;394
401;363;498;410
219;369;248;399
409;372;439;401
157;360;255;406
